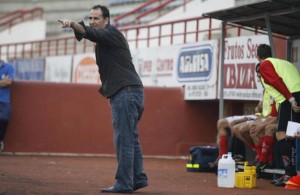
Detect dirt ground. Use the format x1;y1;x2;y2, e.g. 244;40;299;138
0;154;299;195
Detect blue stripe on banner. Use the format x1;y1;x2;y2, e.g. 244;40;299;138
10;58;45;81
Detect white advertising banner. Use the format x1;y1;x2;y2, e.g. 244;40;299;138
45;55;72;83
182;40;219;100
133;41;219;100
135;45;182;87
72;53;100;84
222;35;269;101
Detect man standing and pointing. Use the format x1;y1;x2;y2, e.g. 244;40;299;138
59;5;148;193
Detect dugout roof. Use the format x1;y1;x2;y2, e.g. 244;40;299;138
202;0;300;38
202;0;300;118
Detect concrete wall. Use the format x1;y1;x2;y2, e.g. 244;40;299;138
4;81;220;156
0;20;46;45
0;0;109;37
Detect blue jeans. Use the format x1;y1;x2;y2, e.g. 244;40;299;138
0;102;11;120
110;86;148;191
0;102;10;141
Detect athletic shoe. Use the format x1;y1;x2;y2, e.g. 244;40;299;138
271;175;291;186
232;154;245;164
256;162;273;179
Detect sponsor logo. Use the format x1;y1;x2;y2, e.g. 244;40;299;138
218;168;228;178
224;63;257;89
74;57;100;84
138;58;174;77
177;45;213;82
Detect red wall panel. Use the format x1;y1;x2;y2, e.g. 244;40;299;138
4;82;219;156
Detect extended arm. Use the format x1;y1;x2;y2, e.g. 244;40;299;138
58;19;85;34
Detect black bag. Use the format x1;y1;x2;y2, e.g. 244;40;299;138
186;146;219;172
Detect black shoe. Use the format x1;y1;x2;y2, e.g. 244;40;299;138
133;182;148;191
101;186;133;194
271;175;290;186
232;154;245;164
256;162;273;179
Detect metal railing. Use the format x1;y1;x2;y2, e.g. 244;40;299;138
0;14;281;61
113;0;191;27
0;7;44;32
113;0;158;27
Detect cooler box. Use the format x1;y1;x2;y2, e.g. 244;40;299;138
186;146;219;172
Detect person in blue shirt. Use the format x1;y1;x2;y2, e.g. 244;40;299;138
0;59;14;152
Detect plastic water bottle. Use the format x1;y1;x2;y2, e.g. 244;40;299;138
217;152;236;188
